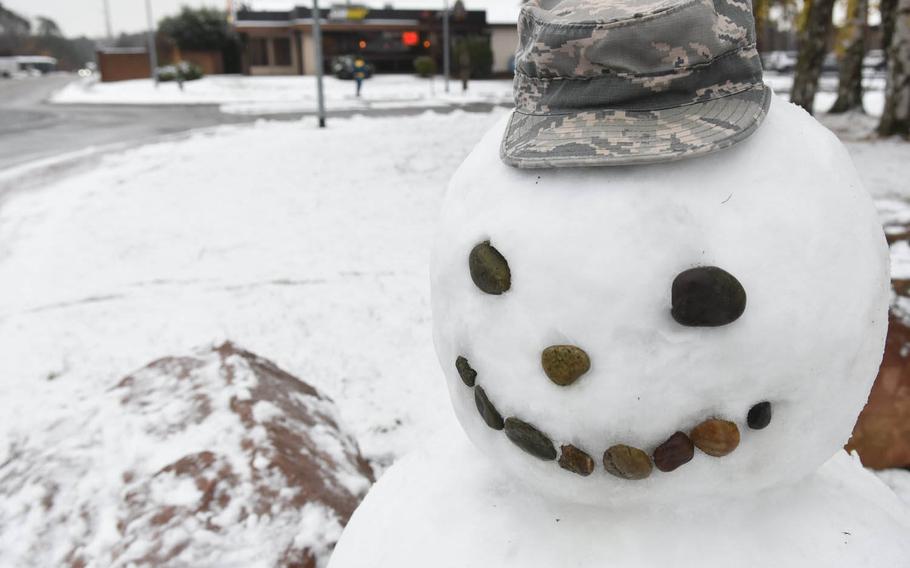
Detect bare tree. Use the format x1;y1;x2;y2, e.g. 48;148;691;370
754;0;771;52
878;0;910;137
791;0;837;113
830;0;869;113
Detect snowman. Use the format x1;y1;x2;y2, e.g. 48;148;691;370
329;1;910;566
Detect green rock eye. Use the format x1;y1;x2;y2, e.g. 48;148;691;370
469;241;511;295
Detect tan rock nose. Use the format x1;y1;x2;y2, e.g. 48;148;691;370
541;345;590;386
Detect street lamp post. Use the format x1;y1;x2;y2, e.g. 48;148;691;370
313;0;327;128
442;0;451;93
144;0;159;86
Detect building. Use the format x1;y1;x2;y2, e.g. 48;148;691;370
233;4;517;76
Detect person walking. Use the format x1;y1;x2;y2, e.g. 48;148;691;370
459;49;471;92
353;57;368;97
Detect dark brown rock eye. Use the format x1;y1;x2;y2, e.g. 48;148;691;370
671;266;746;327
469;241;511;295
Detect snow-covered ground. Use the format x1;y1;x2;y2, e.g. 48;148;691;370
51;72;887;117
51;74;515;115
764;71;887;116
0;110;503;472
0;109;503;566
1;99;908;563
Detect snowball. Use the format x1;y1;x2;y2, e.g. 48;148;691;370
429;97;890;507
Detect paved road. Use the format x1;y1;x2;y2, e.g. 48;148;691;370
0;74;508;174
0;74;253;172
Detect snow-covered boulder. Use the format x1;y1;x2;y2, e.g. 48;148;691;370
0;343;373;568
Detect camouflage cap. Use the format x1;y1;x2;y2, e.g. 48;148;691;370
501;0;772;168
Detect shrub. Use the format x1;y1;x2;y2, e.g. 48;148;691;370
454;36;493;78
413;55;437;78
157;61;203;82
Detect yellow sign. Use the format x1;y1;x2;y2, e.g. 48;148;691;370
347;7;369;20
328;6;370;21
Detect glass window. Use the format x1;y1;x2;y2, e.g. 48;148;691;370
250;37;269;66
274;37;292;67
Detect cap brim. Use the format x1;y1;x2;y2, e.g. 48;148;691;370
500;84;772;169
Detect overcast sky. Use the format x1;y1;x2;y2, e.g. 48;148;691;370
3;0;521;38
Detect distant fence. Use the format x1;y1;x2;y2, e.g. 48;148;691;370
97;47;223;82
97;49;151;82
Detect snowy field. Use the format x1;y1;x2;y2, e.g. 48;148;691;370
51;74;515;115
763;71;887;117
1;101;909;565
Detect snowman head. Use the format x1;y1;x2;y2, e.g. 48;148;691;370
430;98;889;506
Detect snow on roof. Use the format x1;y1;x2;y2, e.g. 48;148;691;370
485;4;520;24
98;47;147;55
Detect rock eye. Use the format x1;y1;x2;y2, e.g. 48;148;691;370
469;241;511;295
671;266;746;327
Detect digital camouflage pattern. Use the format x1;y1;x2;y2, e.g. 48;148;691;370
501;0;772;168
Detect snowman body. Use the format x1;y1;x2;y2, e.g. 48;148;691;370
329;99;910;566
328;433;910;567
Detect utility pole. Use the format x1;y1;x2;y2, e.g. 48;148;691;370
227;0;238;24
442;0;451;93
144;0;159;86
102;0;113;41
313;0;327;128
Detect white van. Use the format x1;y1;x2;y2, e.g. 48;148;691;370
0;57;17;78
0;56;58;78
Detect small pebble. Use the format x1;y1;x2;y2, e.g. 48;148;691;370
690;419;740;457
469;241;511;295
671;266;746;327
474;386;504;430
653;431;695;472
558;445;595;476
455;356;476;387
541;345;591;386
747;401;773;430
504;417;557;461
603;444;653;480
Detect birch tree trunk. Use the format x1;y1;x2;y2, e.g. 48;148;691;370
882;0;899;68
791;0;837;113
830;0;869;113
878;0;910;137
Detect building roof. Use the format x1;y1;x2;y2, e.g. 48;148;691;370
97;47;147;55
236;5;488;27
485;5;520;25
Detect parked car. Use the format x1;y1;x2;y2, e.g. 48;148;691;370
761;51;797;73
0;57;15;78
332;55;374;80
863;49;886;71
821;53;839;73
77;62;97;78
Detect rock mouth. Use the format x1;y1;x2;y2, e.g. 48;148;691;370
459;356;770;480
